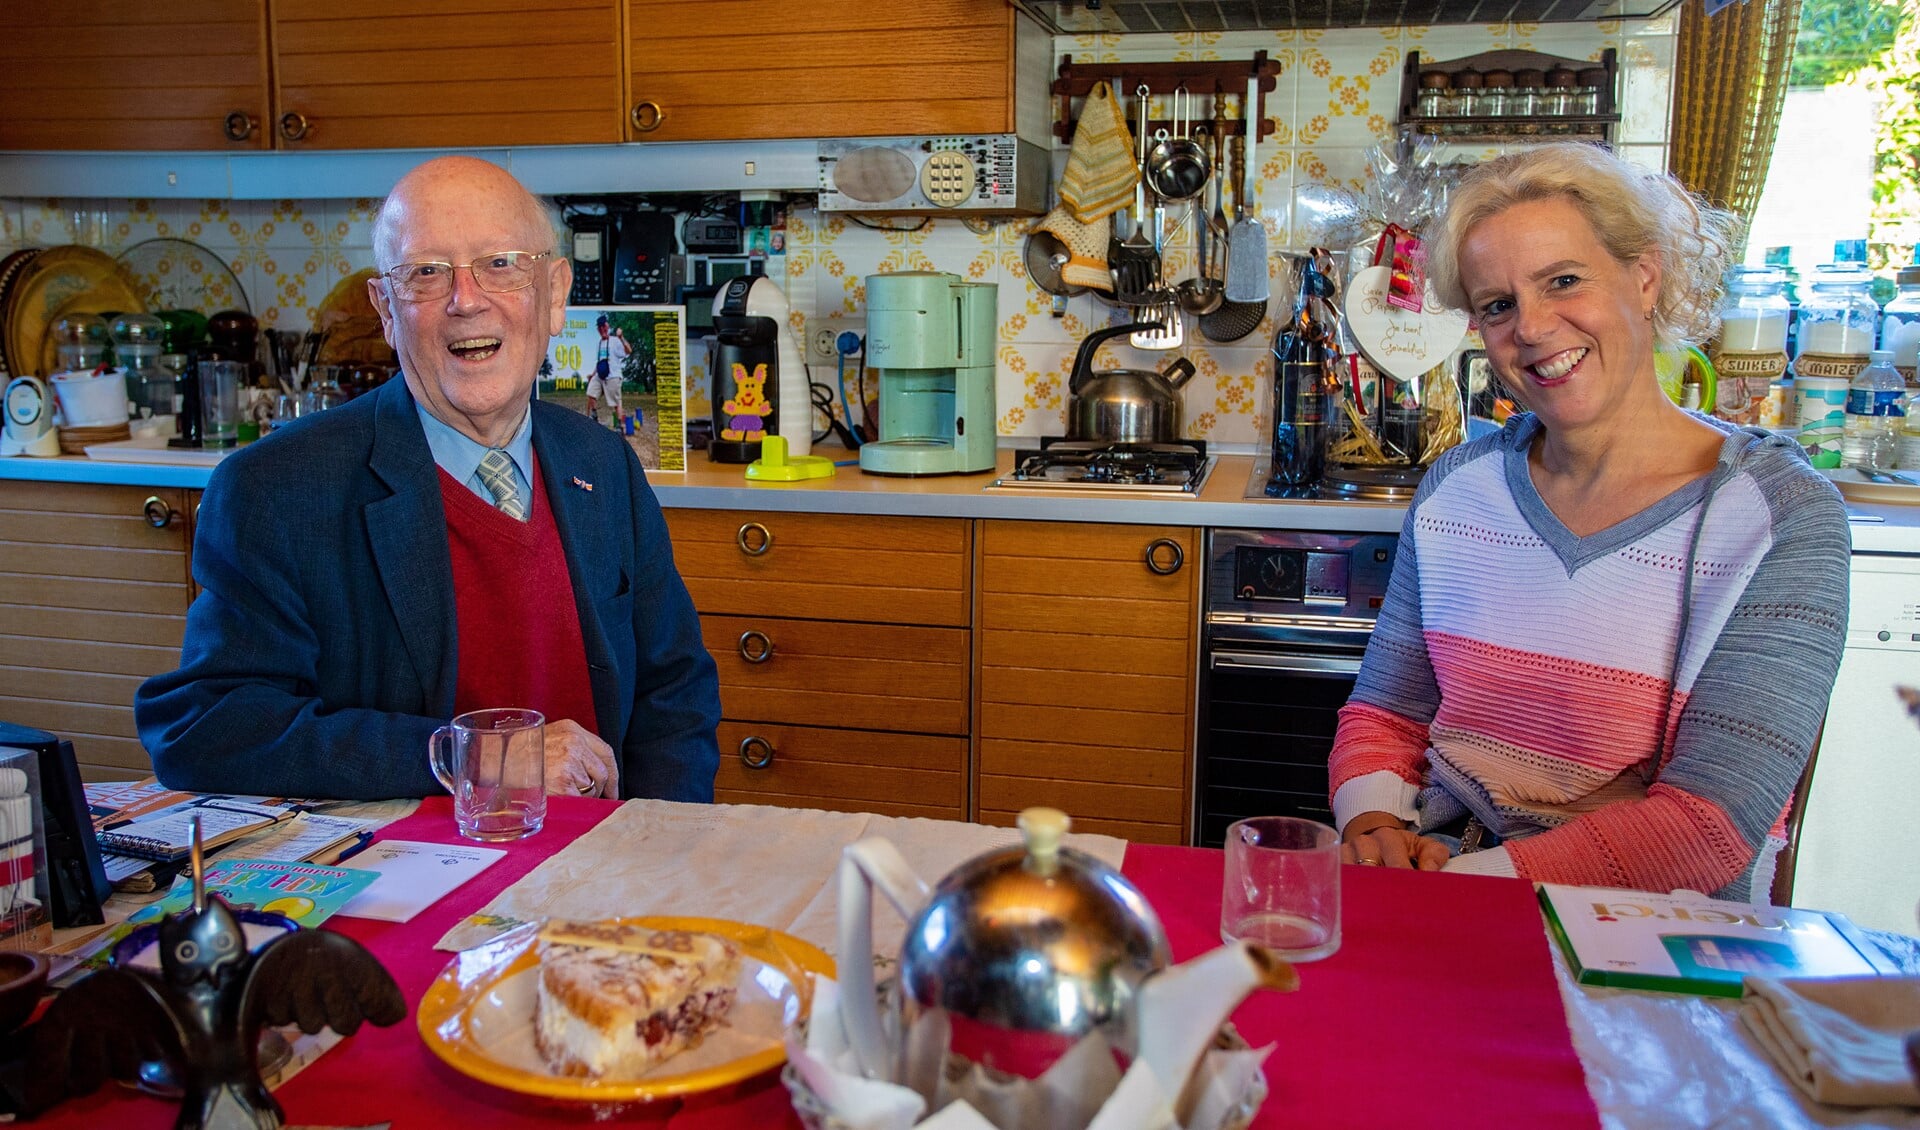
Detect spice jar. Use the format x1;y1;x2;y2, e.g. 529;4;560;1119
1443;69;1474;131
1711;267;1792;424
1576;68;1609;117
1544;67;1578;129
1510;68;1545;132
1794;263;1879;380
1479;69;1513;121
1417;69;1450;123
1880;264;1920;387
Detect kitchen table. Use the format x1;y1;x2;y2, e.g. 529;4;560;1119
31;797;1920;1130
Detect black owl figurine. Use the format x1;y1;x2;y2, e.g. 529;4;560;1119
27;817;405;1129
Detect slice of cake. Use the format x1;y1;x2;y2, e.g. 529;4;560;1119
532;920;743;1078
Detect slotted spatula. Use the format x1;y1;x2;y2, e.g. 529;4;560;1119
1224;74;1269;304
1109;84;1161;305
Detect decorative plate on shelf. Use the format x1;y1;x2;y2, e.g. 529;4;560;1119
0;248;45;376
416;915;833;1102
115;238;250;317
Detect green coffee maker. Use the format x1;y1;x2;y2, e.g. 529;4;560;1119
859;271;998;476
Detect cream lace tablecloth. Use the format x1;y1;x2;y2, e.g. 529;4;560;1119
434;799;1127;955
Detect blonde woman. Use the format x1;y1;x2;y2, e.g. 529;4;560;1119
1327;143;1849;902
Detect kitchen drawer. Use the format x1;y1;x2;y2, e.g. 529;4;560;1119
980;520;1196;603
714;721;965;821
703;615;968;736
666;510;970;627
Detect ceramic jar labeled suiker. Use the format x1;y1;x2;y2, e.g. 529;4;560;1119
1711;267;1792;426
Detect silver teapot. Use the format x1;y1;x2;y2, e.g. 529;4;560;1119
838;808;1291;1106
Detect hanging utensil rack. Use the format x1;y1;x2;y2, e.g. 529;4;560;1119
1051;53;1282;142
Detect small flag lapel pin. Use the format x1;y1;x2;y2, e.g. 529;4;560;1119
571;476;594;492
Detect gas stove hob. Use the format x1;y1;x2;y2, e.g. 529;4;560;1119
991;439;1215;495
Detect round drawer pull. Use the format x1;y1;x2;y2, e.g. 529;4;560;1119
278;111;311;141
222;110;258;141
736;522;772;556
739;735;775;769
1145;537;1185;575
631;100;665;132
737;630;774;664
143;496;178;529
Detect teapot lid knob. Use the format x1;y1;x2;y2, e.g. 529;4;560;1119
1017;807;1071;874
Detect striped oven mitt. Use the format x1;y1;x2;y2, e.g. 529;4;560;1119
1059;80;1139;223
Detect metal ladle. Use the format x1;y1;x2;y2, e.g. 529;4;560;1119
1144;86;1210;202
1175;126;1224;316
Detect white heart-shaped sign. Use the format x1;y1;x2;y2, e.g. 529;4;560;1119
1343;265;1470;383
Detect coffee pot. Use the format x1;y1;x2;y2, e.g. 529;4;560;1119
1066;323;1197;445
837;808;1293;1115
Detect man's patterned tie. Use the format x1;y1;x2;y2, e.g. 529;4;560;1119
476;448;526;520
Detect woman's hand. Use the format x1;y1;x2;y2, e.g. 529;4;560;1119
1340;815;1449;870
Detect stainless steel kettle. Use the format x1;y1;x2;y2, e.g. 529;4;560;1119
1067;322;1197;445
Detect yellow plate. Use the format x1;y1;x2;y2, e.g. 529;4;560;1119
416;916;835;1102
3;246;143;378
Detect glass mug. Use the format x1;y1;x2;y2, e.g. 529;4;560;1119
1220;816;1341;961
428;708;546;842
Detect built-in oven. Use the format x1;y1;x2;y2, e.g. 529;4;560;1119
1194;529;1399;847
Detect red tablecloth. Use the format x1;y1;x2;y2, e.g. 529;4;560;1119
40;798;1598;1128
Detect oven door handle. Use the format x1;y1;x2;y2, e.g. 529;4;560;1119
1210;651;1363;676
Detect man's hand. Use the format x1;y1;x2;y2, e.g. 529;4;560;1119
544;720;618;798
1339;813;1448;871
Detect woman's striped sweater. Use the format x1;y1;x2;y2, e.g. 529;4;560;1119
1328;414;1850;901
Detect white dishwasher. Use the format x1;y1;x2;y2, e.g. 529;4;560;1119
1791;551;1920;934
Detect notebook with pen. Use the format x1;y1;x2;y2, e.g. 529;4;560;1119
94;799;304;862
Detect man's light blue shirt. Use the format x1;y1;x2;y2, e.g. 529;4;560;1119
415;401;534;512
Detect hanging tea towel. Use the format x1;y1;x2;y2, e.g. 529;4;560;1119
1059;81;1140;223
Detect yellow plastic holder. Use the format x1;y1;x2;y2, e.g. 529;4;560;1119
745;434;835;481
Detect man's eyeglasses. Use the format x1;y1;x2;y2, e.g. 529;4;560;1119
381;250;554;302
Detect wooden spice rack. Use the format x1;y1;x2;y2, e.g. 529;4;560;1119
1052;53;1283;143
1398;48;1620;144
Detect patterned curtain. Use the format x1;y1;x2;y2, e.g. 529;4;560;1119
1668;0;1804;227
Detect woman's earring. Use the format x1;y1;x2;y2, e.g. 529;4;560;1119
1644;307;1655;322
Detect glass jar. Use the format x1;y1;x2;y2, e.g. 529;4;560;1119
1479;69;1512;122
1449;68;1483;127
1882;264;1920;387
1543;67;1578;130
110;312;171;418
1417;69;1450;124
1510;68;1544;132
1711;268;1792;423
1794;264;1880;379
1576;68;1608;118
51;313;111;375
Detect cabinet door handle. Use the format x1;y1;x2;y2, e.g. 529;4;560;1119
1145;537;1185;575
223;110;258;142
631;100;665;133
143;496;178;529
739;735;775;769
278;111;311;142
736;521;772;556
737;630;774;664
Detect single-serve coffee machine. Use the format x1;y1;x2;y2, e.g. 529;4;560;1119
709;276;809;464
859;272;997;475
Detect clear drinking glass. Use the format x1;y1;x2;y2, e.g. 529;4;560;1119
1220;816;1341;961
428;708;547;842
197;360;245;449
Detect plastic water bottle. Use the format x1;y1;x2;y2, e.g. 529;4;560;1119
1841;350;1906;472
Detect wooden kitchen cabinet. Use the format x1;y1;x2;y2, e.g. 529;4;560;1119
974;521;1199;845
0;1;273;151
666;509;971;819
623;0;1051;142
0;0;623;152
0;481;193;780
270;0;625;150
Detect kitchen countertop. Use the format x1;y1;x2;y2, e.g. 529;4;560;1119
6;445;1919;550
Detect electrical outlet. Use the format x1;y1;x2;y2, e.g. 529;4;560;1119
804;316;864;365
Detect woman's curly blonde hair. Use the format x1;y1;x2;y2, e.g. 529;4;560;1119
1425;143;1741;350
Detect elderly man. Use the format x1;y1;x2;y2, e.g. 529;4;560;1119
135;156;720;802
